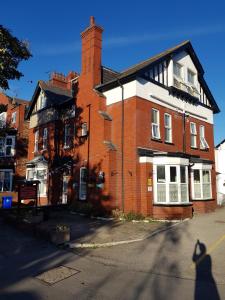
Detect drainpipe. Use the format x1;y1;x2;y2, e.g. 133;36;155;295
87;104;91;197
117;79;125;212
182;110;186;154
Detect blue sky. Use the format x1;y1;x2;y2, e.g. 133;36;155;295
1;0;225;144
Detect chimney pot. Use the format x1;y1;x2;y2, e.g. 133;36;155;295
90;16;95;26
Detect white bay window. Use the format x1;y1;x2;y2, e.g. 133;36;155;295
154;163;189;204
192;167;212;200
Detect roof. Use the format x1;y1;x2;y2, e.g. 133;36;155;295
12;97;29;106
216;139;225;149
26;80;73;119
101;66;120;84
97;41;199;88
96;40;219;113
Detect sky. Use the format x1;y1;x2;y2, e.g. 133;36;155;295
1;0;225;145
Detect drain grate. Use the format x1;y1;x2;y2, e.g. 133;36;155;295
36;266;80;285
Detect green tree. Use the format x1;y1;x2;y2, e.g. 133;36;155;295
0;25;31;90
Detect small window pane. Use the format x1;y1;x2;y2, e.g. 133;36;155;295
174;62;182;78
157;184;166;202
203;170;210;183
157;166;165;183
188;69;195;84
164;114;170;127
170;166;177;182
152;109;158;124
194;170;200;183
169;184;179;202
180;166;186;183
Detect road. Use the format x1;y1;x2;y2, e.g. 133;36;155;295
1;208;225;299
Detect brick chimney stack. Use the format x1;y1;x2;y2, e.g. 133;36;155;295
81;16;103;87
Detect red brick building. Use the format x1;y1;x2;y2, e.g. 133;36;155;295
26;17;219;219
0;92;29;201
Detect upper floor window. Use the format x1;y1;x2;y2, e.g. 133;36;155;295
199;125;209;149
0;112;7;128
43;128;48;150
34;130;39;153
151;109;160;139
164;113;172;143
0;136;15;157
187;69;195;85
190;122;197;148
64;124;73;148
11;112;17;124
173;62;183;79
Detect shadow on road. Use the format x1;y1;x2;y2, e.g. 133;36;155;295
192;239;220;300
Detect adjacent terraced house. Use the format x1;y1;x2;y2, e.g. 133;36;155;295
26;17;219;219
0;92;29;202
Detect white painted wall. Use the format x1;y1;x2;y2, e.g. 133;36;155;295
103;51;214;124
104;81;137;106
215;143;225;205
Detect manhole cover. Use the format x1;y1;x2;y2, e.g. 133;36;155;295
215;220;225;224
36;266;80;285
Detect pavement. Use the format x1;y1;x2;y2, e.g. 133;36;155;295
35;211;171;247
1;207;225;299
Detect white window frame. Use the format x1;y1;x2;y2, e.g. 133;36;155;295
151;109;160;139
190;122;197;148
199;125;209;149
79;167;87;200
187;68;196;86
64;124;73;148
34;130;39;153
43;128;48;150
0;136;15;157
191;168;212;200
0;169;13;192
0;112;7;128
164;113;172;143
173;61;183;80
39;90;47;110
153;164;189;204
11;111;17;124
26;166;47;197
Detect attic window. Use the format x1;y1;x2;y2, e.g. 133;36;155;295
187;69;195;85
39;90;47;110
173;62;183;79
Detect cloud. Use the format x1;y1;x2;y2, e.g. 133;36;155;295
34;24;225;56
104;24;225;47
34;41;80;56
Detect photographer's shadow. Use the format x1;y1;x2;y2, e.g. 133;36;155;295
192;240;220;300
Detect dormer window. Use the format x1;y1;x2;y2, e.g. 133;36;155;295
187;69;195;85
40;91;47;110
173;62;183;79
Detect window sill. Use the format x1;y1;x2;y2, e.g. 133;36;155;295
151;138;162;143
200;148;209;152
153;202;192;207
164;141;174;145
191;198;214;202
